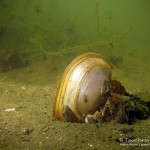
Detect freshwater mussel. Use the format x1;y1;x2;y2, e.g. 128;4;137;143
53;53;150;124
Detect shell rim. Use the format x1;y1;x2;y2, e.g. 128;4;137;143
53;52;112;121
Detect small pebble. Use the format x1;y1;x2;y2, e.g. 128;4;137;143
119;128;134;134
21;87;26;90
43;127;49;132
4;108;15;112
22;128;33;135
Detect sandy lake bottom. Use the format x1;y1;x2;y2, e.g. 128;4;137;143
0;48;150;150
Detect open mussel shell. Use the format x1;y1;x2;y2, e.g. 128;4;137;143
54;53;112;122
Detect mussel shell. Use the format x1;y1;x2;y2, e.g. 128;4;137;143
54;53;112;122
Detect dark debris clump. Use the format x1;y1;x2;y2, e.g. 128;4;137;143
108;55;123;68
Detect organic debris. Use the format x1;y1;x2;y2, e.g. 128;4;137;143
85;80;150;124
109;55;123;67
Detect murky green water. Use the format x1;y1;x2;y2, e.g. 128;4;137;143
0;1;150;150
0;0;150;55
0;0;150;88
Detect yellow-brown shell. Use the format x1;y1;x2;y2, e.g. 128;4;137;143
54;53;112;122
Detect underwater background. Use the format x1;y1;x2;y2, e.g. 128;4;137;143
0;0;150;89
0;0;150;149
